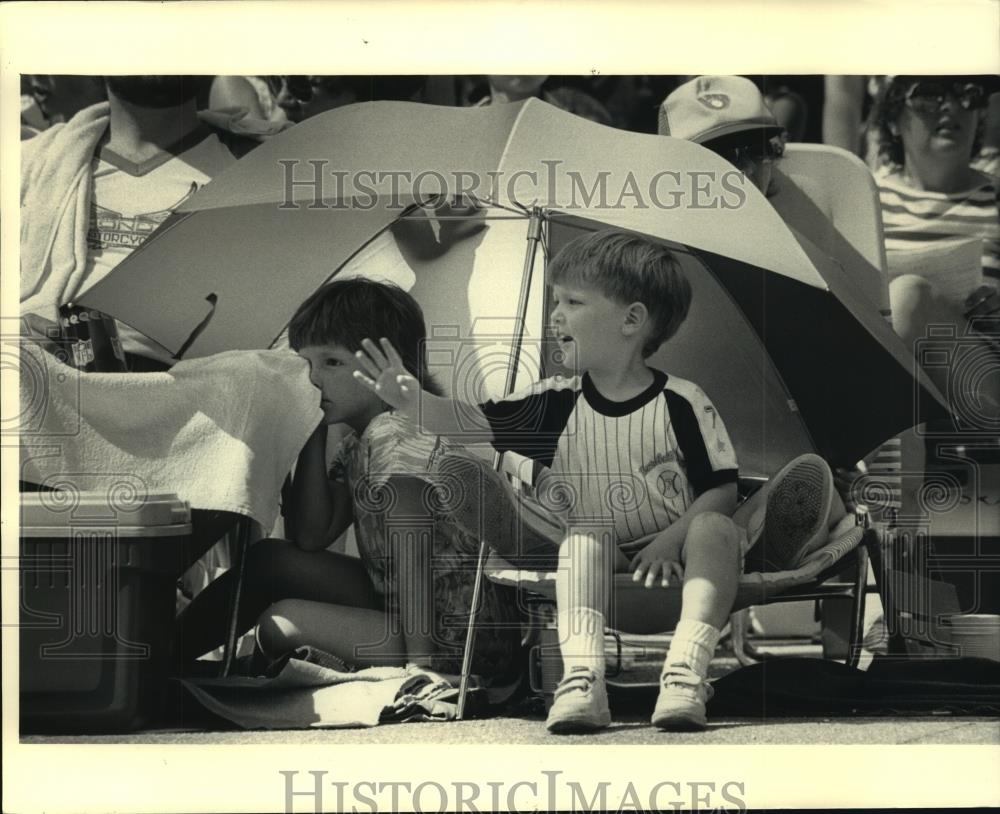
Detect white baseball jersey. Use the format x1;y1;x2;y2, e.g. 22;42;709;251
480;368;738;546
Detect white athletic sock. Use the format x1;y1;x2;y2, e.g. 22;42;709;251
557;606;606;677
664;618;721;679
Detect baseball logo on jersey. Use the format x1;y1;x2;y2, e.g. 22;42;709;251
654;466;683;500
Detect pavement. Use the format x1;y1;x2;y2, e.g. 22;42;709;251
21;713;999;746
21;638;1000;746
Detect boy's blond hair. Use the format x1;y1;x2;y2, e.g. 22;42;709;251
549;229;692;357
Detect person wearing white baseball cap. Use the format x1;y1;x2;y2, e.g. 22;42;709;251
659;75;787;197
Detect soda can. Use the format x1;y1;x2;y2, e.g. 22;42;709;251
57;304;129;373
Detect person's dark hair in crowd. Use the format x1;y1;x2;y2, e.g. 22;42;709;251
463;75;613;126
272;75;428;122
289;278;443;396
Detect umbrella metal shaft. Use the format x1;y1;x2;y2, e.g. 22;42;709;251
456;207;544;719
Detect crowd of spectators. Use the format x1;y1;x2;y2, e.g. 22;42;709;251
22;72;998;160
20;72;1000;433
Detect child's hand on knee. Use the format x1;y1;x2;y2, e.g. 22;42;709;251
631;538;685;589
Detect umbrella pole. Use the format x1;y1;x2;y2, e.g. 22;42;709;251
456;206;544;719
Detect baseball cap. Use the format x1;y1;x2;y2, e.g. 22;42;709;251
659;75;784;144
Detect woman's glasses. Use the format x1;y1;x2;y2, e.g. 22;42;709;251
904;81;988;114
266;76;320;104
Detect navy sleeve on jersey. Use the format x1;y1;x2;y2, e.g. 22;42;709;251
663;390;738;496
479;387;579;468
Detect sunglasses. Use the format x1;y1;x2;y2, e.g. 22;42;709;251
904;81;988;113
266;76;320;104
712;140;784;169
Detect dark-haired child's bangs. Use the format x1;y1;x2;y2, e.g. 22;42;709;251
288;286;367;352
287;278;443;396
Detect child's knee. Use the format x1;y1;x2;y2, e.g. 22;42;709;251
687;511;739;542
685;512;742;564
889;273;935;305
255;599;302;658
889;274;941;333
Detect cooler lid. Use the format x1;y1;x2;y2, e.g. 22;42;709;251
19;491;191;529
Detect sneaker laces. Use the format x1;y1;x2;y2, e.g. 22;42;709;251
554;667;599;699
660;664;714;701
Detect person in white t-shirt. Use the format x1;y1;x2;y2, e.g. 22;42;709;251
21;75;248;370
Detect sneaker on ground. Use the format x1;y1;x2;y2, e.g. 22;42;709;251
746;453;835;571
546;667;611;734
651;663;714;731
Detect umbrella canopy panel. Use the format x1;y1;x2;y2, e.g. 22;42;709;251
79;98;828;360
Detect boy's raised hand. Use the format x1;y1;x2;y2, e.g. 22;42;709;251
353;337;421;414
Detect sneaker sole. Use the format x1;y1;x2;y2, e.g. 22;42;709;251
756;454;833;570
650;708;707;731
546;711;612;734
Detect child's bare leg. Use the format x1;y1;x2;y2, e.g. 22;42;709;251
654;511;742;731
174;538;380;665
256;599;406;667
677;512;743;630
385;516;437;669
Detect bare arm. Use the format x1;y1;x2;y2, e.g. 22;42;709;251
822;75;866;155
630;482;737;587
209;75;267;118
285;423;354;552
352;337;497;444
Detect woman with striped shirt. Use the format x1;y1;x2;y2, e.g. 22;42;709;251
875;75;999;285
874;76;999;473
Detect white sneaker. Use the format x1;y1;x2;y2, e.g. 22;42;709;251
651;663;714;731
546;667;611;733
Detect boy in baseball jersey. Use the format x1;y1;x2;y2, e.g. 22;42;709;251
355;229;835;732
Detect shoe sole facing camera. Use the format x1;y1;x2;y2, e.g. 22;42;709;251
753;454;834;571
546;709;613;734
651;706;707;732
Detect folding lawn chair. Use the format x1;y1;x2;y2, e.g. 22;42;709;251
483;451;874;708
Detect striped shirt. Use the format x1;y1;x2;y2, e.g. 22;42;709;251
877;170;1000;283
480;369;738;546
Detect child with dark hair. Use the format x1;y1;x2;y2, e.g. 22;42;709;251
174;278;521;683
354;230;837;733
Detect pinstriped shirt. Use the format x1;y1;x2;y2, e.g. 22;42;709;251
480;369;738;546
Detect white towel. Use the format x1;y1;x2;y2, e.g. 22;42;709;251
20;102;111;322
19;347;323;530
